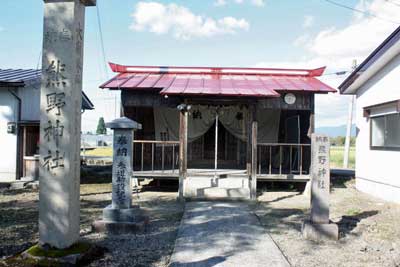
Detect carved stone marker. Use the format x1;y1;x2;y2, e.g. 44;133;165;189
93;117;148;234
39;0;95;249
302;134;338;241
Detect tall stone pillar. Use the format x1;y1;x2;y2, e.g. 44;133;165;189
302;134;338;241
38;0;95;249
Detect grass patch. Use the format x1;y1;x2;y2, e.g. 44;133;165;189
26;242;91;258
346;208;362;216
82;147;112;157
330;146;355;169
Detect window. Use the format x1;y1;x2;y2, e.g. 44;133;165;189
370;113;400;149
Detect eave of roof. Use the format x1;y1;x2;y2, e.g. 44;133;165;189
0;69;95;110
339;26;400;94
100;63;336;97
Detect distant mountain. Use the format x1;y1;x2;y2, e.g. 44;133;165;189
315;124;356;137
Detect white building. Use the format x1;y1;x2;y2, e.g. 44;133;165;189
0;69;94;182
340;27;400;203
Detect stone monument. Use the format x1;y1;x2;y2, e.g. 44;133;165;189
38;0;95;249
302;134;338;241
93;117;148;233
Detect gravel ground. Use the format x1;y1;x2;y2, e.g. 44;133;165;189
254;179;400;267
1;177;399;267
0;183;183;267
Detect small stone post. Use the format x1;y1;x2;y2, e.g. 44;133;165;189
302;134;338;241
38;0;95;249
93;117;148;233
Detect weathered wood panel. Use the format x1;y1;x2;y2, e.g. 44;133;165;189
122;90;314;110
121;90;180;108
257;93;312;110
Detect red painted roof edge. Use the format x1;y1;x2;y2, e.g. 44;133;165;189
108;62;326;77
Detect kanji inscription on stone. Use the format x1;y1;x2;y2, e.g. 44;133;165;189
112;132;133;209
38;0;96;249
310;134;331;224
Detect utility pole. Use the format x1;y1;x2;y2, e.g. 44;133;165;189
343;60;357;169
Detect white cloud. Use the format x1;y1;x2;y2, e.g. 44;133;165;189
214;0;265;7
293;34;310;47
268;0;400;127
251;0;265;6
303;15;314;28
130;2;250;40
214;0;227;6
0;26;4;32
304;0;399;68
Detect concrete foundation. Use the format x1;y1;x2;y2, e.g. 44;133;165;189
184;176;250;200
302;220;339;241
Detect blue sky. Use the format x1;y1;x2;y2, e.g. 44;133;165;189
0;0;398;132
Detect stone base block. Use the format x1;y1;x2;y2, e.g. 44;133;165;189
302;220;339;241
10;181;28;190
102;204;143;222
92;220;147;235
93;205;148;234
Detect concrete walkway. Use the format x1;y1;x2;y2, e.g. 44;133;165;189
169;202;291;267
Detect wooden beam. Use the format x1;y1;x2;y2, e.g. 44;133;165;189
257;174;310;181
178;109;188;200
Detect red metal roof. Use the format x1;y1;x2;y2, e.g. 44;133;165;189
100;63;336;97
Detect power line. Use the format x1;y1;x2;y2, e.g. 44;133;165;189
323;0;400;25
96;4;109;78
95;3;119;118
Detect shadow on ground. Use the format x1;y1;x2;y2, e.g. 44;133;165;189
0;184;184;267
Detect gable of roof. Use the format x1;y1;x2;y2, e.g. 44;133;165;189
0;69;94;110
339;26;400;94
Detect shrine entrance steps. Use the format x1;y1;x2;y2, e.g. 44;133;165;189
183;171;250;200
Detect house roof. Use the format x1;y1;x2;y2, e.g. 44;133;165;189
0;68;94;110
339;26;400;94
0;69;41;87
100;63;336;97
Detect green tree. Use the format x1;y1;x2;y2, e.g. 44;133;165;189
96;117;107;135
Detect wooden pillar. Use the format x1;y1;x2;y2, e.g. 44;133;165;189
304;94;315;196
22;126;27;177
178;109;188;201
214;113;218;172
246;106;253;174
308;94;315;138
251;120;258;200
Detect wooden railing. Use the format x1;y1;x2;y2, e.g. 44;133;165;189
133;140;179;172
257;143;311;175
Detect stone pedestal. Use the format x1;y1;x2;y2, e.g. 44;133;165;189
302;220;339;241
302;134;338;241
38;0;95;249
93;117;148;234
